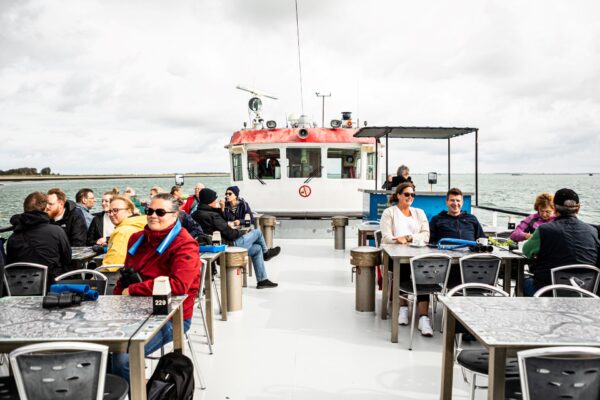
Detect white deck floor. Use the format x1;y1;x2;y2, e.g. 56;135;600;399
187;238;485;400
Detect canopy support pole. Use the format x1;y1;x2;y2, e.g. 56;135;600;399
447;138;451;190
475;129;479;206
385;133;389;180
375;140;379;190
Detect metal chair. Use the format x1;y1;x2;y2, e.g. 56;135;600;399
94;265;124;295
195;261;213;355
448;283;516;400
517;347;600;400
9;341;128;400
55;269;108;295
3;263;48;296
551;264;600;297
533;284;599;298
459;254;502;287
399;254;452;350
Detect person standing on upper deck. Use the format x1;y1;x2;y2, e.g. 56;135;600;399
523;188;600;293
428;187;485;245
380;183;433;336
390;165;413;188
510;192;555;242
46;188;88;247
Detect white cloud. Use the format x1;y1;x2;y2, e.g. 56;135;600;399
0;0;599;174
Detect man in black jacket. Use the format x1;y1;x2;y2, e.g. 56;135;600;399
428;187;485;244
7;192;72;285
192;188;279;289
46;188;87;247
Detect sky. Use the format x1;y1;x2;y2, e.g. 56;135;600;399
1;0;599;174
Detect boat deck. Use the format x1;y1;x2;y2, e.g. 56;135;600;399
188;238;483;399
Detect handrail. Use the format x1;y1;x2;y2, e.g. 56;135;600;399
472;205;528;217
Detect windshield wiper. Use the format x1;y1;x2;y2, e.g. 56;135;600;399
304;166;323;184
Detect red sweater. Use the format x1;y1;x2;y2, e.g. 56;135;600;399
114;223;201;320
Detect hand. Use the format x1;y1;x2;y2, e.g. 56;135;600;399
219;199;225;207
122;288;129;296
234;220;240;226
96;237;107;246
395;236;408;244
524;233;532;240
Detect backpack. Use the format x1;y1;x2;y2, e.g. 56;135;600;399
147;352;194;400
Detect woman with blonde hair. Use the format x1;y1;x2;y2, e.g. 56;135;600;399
510;192;555;242
102;195;147;265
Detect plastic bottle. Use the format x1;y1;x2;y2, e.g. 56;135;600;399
244;213;251;227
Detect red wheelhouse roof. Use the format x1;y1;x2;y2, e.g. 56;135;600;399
228;128;375;146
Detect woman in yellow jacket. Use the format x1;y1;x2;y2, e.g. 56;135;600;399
102;196;147;265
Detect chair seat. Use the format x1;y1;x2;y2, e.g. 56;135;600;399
399;281;441;295
103;374;129;400
457;349;520;377
0;376;19;399
505;377;523;399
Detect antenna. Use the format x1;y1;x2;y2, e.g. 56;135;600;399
236;85;278;100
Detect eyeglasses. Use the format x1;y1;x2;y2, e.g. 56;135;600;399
145;208;176;217
401;192;415;198
225;192;234;196
108;208;128;214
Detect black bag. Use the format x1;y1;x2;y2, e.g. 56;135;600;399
147;352;194;400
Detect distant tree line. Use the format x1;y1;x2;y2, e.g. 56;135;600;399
0;167;54;176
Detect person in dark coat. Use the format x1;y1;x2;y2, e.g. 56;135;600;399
7;192;72;286
523;188;600;294
192;188;279;289
390;165;413;188
87;191;117;245
222;185;254;226
46;188;87;247
428;188;485;244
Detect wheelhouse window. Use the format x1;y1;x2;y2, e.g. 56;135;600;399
366;151;376;180
247;149;281;180
326;149;361;179
231;153;243;181
287;148;321;178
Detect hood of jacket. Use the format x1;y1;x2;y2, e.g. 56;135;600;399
117;214;147;230
10;211;51;232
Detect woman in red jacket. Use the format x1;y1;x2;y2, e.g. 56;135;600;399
111;193;201;381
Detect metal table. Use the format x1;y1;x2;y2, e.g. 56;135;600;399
439;296;600;399
71;246;101;268
0;295;186;400
381;244;526;343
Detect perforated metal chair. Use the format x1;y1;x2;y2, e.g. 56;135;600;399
399;254;452;350
517;347;600;400
459;254;502;288
533;284;599;298
447;283;517;400
55;269;108;295
194;261;213;355
3;263;48;296
9;342;128;400
94;265;124;295
550;264;600;297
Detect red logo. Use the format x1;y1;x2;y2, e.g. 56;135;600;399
298;185;312;198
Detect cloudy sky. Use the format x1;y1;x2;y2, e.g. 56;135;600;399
1;0;599;174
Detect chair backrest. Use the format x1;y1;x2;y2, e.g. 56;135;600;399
409;254;453;290
533;284;599;298
94;265;123;295
447;282;509;297
551;264;600;296
3;263;48;296
55;269;108;295
459;254;502;287
518;347;600;400
374;230;382;248
9;341;108;400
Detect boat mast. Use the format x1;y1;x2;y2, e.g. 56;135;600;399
294;0;305;114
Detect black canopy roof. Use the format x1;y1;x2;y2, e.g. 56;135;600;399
353;126;477;140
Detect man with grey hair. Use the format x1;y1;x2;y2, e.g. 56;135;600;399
523;188;600;293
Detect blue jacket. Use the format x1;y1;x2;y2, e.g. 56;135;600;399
429;211;485;244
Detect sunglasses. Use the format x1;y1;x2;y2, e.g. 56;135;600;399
401;192;415;198
225;192;234;196
145;208;176;217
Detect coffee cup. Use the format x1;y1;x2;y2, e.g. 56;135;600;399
476;238;489;246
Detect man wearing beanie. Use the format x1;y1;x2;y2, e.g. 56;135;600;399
523;188;600;293
192;188;280;289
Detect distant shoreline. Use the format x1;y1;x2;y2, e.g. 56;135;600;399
0;172;229;182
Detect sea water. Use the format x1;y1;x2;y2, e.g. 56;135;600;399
0;174;598;234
